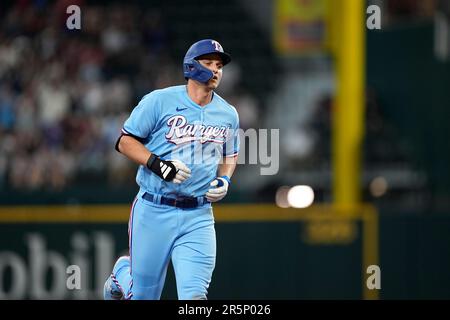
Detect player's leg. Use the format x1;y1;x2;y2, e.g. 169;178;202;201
128;197;178;299
104;256;131;300
104;198;139;300
171;207;216;300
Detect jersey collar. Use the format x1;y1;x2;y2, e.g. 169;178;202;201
183;85;215;110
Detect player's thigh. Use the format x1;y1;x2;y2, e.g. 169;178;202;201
171;209;216;299
130;198;178;285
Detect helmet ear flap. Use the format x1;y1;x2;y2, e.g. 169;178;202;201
183;59;214;83
183;61;195;80
184;62;195;72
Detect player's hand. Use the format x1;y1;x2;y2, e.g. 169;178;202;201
205;176;230;202
170;159;191;184
146;154;191;183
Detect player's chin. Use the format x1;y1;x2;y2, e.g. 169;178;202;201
207;78;220;89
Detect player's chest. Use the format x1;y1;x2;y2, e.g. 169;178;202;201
155;107;232;145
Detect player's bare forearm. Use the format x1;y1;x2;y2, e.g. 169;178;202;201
218;155;238;178
118;135;152;167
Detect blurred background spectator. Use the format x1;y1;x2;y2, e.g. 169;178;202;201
0;0;449;215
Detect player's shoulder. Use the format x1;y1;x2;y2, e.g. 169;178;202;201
213;92;239;118
151;85;185;97
141;85;184;101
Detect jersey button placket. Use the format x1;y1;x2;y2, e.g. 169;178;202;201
200;109;205;144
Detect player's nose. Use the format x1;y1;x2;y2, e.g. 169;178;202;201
212;63;221;73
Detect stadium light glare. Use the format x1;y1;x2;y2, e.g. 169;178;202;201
370;176;388;197
287;185;315;208
275;186;291;208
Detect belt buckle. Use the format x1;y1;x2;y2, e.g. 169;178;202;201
178;197;193;209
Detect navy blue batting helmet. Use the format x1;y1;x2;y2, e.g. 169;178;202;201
183;39;231;83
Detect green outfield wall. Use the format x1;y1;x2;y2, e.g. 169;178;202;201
0;204;448;300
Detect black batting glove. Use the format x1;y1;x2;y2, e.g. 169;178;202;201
146;154;191;183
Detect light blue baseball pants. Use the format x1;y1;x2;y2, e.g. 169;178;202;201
114;193;216;300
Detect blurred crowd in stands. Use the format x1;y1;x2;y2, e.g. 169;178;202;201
1;2;154;190
0;1;258;192
0;0;444;209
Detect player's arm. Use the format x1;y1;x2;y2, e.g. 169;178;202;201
205;155;238;202
117;135;151;167
218;154;237;179
116;134;191;184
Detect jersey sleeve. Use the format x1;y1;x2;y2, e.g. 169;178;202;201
122;93;160;139
223;109;240;157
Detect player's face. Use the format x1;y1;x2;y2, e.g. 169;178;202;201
197;53;224;89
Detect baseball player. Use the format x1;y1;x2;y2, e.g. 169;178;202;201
103;39;240;300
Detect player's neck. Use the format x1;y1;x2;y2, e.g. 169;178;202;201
186;82;213;106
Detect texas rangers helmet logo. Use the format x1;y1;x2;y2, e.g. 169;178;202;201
212;40;223;52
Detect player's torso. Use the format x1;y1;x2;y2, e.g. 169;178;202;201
138;85;236;198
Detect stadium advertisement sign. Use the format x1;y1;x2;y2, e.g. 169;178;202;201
0;225;127;299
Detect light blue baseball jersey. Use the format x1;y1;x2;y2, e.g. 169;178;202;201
122;85;240;200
